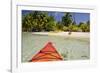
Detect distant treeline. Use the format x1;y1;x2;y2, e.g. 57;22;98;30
22;11;90;32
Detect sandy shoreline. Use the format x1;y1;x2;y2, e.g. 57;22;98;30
32;32;90;38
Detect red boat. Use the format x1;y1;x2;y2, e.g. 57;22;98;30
30;42;63;62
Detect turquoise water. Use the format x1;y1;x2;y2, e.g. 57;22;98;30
22;32;90;62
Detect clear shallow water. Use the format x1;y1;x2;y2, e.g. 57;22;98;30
22;32;90;62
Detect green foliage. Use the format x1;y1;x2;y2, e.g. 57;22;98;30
68;24;79;32
78;22;90;32
56;22;64;31
63;26;69;31
22;11;56;32
22;13;34;31
62;13;73;26
45;18;56;31
22;11;90;32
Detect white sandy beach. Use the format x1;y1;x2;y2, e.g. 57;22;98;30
32;32;90;38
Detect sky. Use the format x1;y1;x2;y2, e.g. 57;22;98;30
22;10;90;24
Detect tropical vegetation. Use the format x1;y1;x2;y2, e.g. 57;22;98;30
22;11;90;32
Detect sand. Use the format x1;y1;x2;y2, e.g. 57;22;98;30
32;32;90;38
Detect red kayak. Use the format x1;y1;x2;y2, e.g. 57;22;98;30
30;42;63;62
